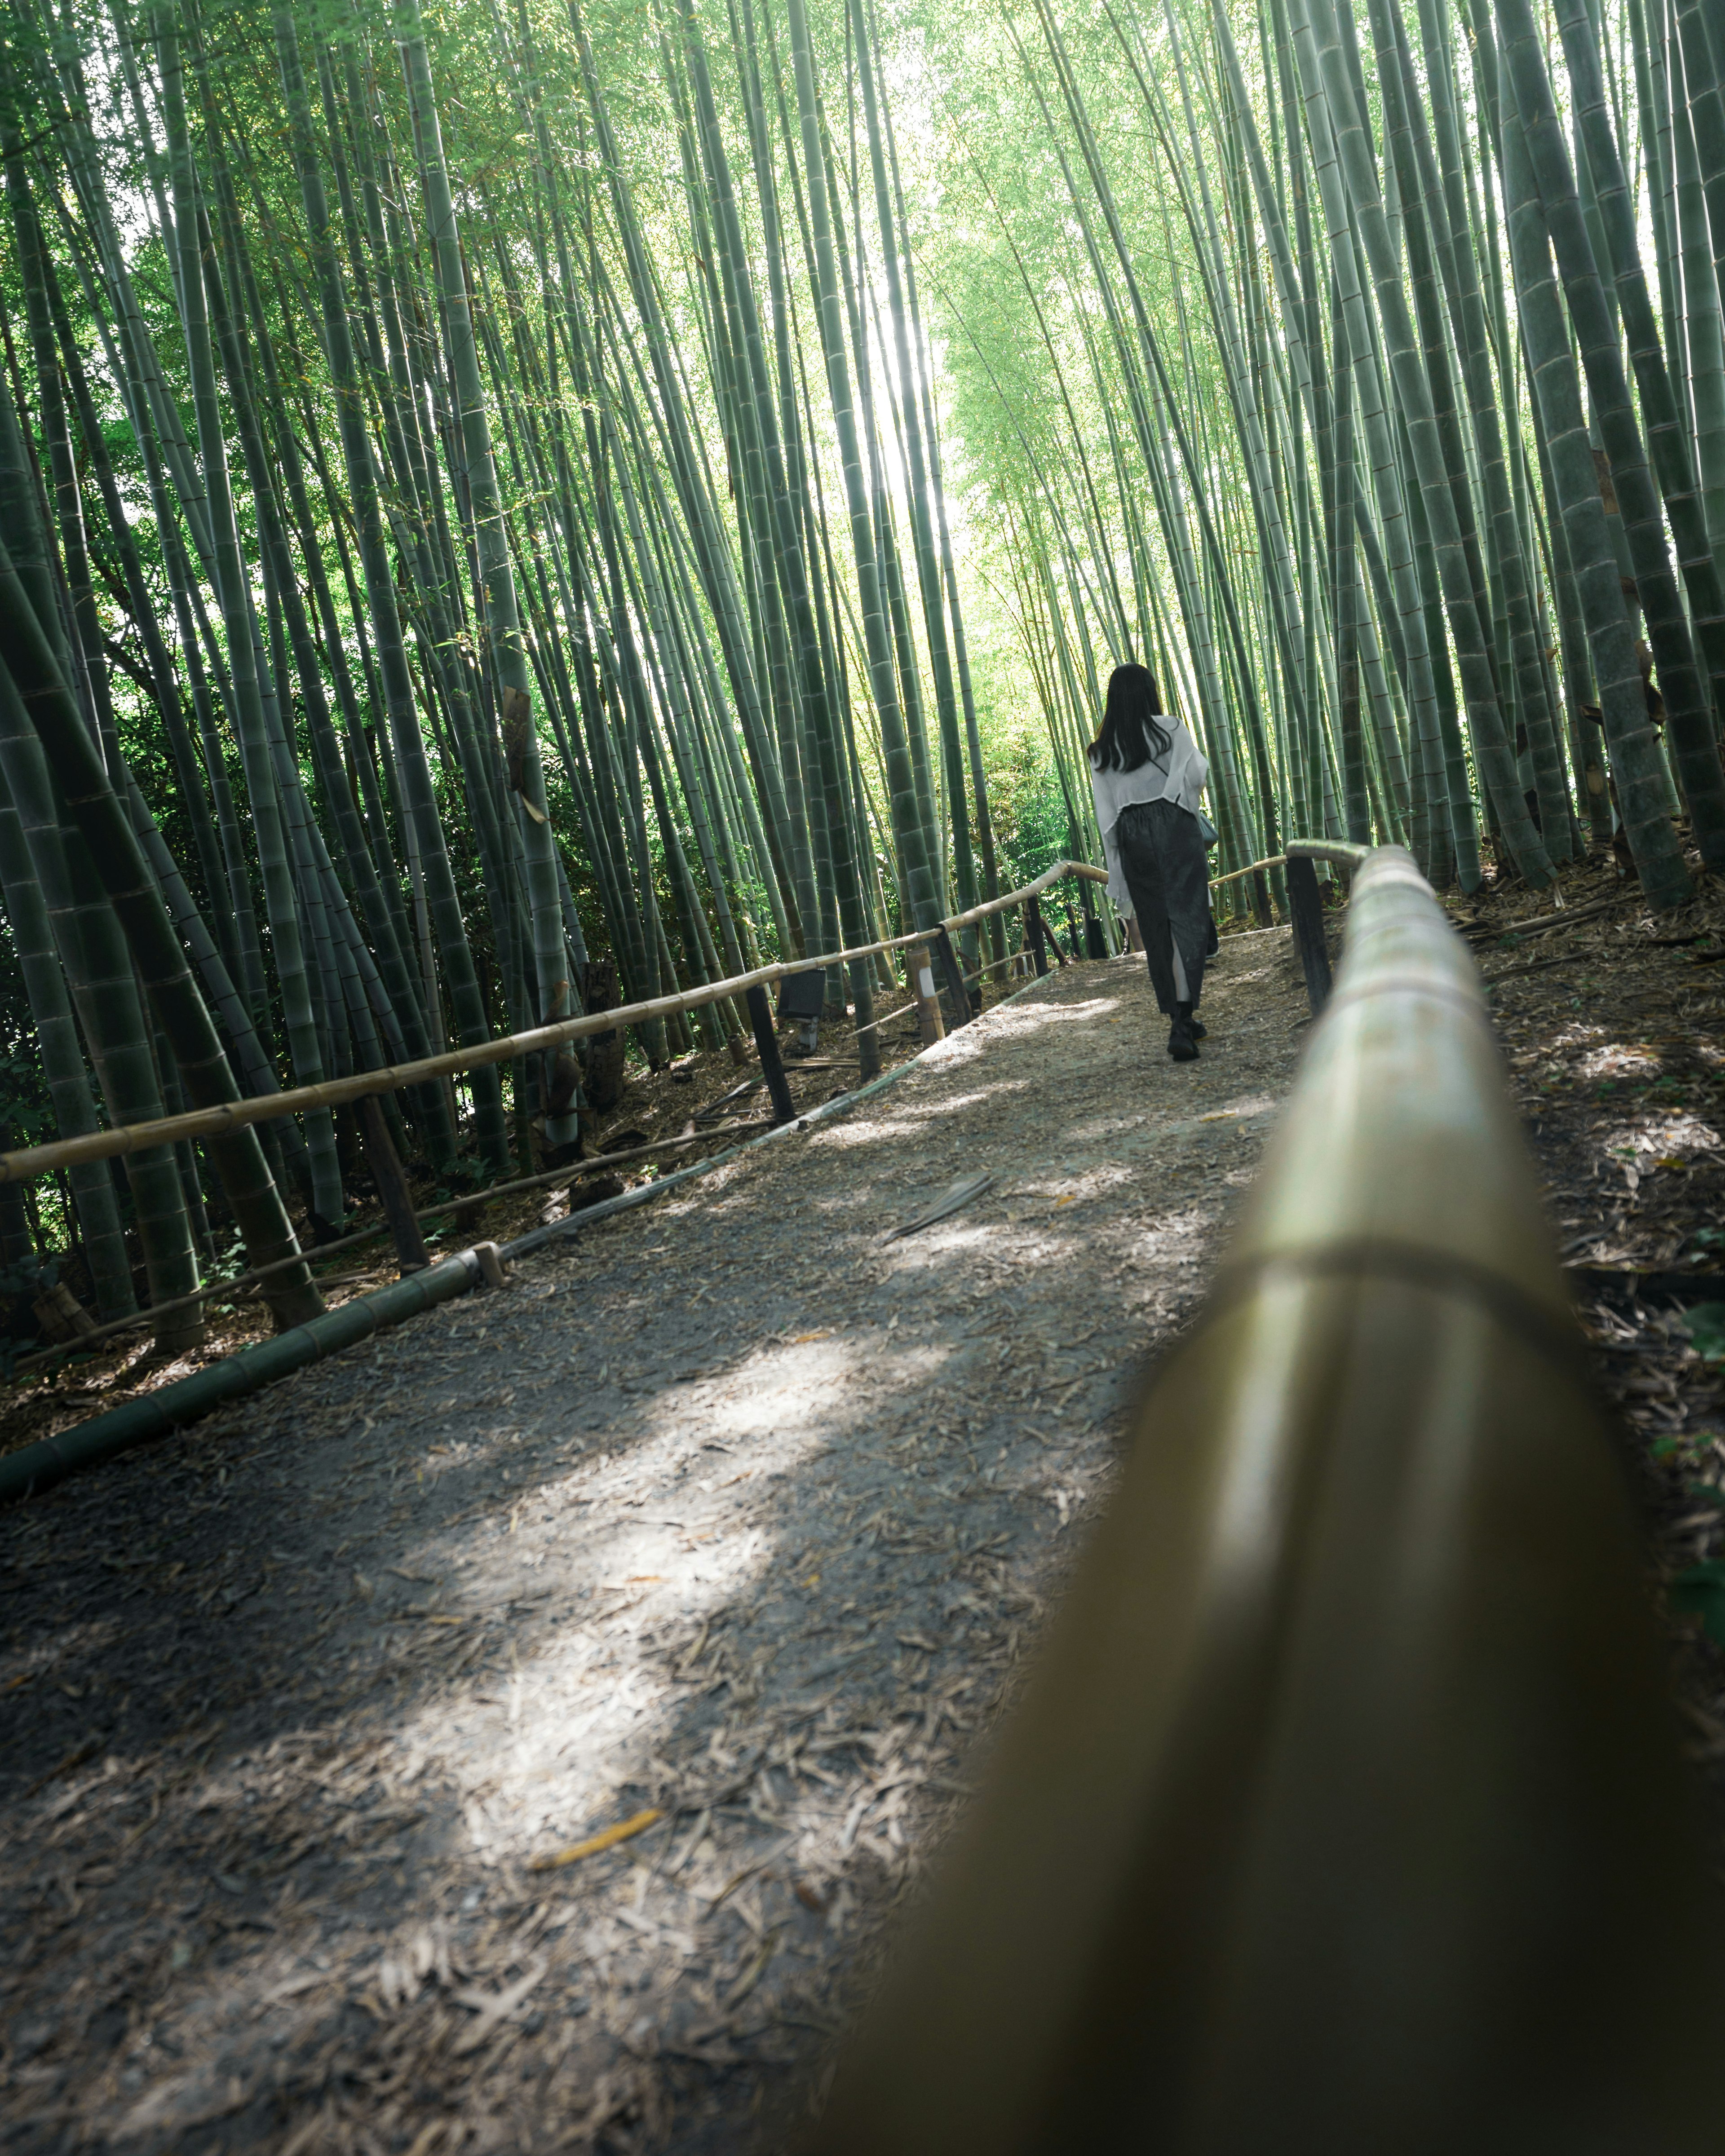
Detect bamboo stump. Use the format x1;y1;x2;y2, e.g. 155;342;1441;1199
905;943;946;1047
32;1281;96;1344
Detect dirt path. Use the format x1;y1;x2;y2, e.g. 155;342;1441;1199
0;936;1309;2155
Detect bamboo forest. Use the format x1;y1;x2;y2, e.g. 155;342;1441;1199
8;0;1725;2139
0;0;1721;1336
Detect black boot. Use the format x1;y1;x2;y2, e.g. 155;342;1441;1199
1168;1008;1199;1062
1178;998;1207;1041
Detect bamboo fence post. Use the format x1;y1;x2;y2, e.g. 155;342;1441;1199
1287;854;1334;1013
933;924;974;1022
1026;896;1052;977
744;983;797;1124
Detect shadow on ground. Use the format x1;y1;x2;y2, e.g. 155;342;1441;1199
0;942;1309;2153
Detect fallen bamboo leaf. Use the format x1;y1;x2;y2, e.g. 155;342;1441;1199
23;1736;101;1800
722;1929;781;2011
451;1959;546;2054
528;1806;663;1871
883;1171;995;1243
707;1835;795;1906
257;1970;324;2012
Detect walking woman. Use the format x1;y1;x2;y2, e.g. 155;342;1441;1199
1087;663;1216;1062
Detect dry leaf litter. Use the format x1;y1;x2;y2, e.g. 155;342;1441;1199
0;941;1304;2153
0;990;971;1462
1466;850;1725;1829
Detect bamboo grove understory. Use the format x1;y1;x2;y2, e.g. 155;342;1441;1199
0;0;1721;1350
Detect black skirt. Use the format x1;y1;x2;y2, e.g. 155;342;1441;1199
1113;798;1215;1014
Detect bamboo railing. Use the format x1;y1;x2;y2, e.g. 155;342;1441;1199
0;857;1115;1186
812;844;1725;2153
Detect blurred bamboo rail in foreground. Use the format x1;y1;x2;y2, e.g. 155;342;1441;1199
812;844;1725;2156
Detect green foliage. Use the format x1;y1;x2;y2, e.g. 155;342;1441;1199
1678;1303;1725;1363
1671;1560;1725;1649
991;738;1070;888
0;1040;54;1153
0;1253;54;1299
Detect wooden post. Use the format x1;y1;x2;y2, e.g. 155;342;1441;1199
1026;896;1051;977
1287;854;1334;1015
905;942;946;1047
358;1093;430;1275
745;983;797;1125
933;924;973;1024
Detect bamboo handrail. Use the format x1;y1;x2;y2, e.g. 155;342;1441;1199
813;844;1725;2151
1208;839;1370;890
0;857;1110;1187
1285;836;1371;869
939;857;1106;931
0;966;1061;1502
1208;849;1287;888
0;840;1273;1191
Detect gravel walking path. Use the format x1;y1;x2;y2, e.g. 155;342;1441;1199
0;936;1310;2155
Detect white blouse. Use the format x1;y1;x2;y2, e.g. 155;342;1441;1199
1088;720;1210;913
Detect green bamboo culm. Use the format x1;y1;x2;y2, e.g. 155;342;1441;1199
0;529;323;1330
1495;0;1725;869
396;0;579;1096
784;0;937;952
1497;36;1693;905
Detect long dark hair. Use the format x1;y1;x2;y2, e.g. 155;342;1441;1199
1088;663;1172;772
